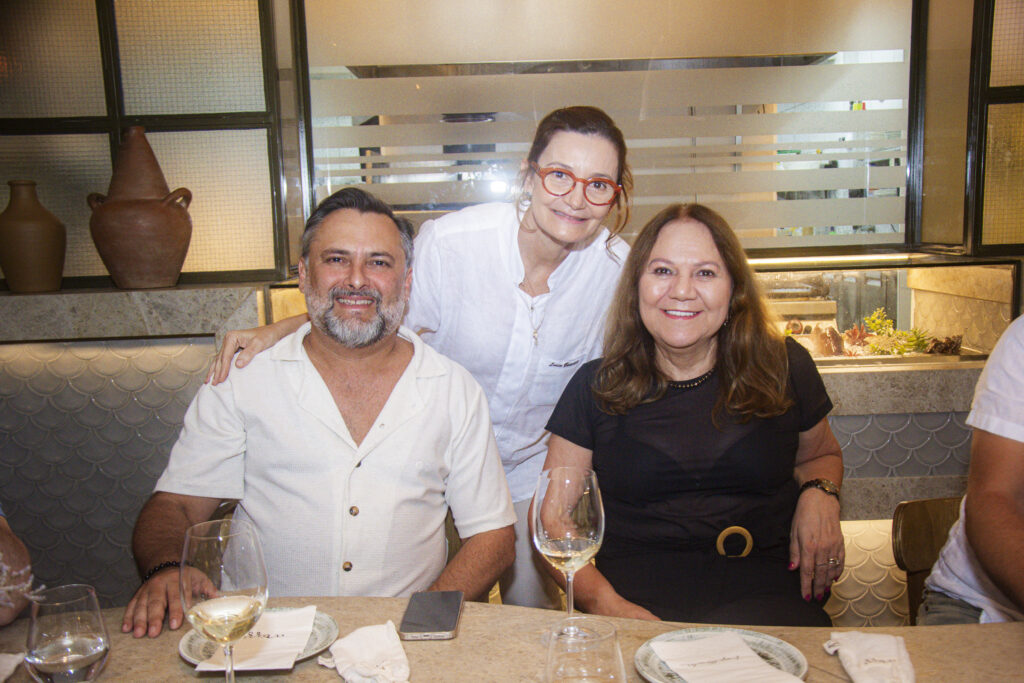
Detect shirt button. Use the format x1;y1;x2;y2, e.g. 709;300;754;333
349;506;359;516
343;561;353;571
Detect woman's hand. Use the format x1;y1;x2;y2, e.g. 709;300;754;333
206;315;308;384
789;488;844;602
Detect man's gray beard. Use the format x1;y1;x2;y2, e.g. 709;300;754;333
308;286;405;348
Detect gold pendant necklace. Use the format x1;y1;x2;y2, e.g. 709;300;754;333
528;301;541;345
521;279;543;346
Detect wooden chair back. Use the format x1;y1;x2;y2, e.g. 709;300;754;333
892;497;963;624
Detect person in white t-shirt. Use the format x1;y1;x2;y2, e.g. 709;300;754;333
122;188;515;638
921;314;1024;623
207;106;633;608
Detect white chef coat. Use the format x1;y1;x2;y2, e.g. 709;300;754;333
406;202;629;501
155;323;515;598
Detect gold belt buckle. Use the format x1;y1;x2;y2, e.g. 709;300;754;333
715;525;753;557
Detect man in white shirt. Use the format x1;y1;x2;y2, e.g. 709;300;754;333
921;315;1024;623
122;188;516;638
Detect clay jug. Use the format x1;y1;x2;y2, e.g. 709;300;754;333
88;127;192;289
0;180;66;293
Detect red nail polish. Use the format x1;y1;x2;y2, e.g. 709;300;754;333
788;562;796;570
804;594;811;602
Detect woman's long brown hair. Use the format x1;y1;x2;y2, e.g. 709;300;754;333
594;203;792;421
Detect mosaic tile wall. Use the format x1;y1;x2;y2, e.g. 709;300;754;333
827;519;910;626
0;339;213;607
832;413;971;478
0;340;974;613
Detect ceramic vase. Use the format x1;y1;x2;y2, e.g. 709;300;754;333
88;126;192;289
0;180;66;293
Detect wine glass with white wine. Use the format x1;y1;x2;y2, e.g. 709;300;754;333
180;518;268;683
24;584;109;683
531;466;604;631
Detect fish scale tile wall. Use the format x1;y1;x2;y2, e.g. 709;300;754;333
826;520;911;626
0;339;212;607
0;340;972;621
831;413;972;477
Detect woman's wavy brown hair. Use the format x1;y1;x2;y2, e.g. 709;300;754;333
594;203;792;421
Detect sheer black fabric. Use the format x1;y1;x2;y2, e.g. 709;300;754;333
546;337;833;626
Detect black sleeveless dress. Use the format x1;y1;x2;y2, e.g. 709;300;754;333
545;338;833;626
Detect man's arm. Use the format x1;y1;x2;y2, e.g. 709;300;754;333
429;525;514;600
122;492;221;638
964;428;1024;612
0;517;31;626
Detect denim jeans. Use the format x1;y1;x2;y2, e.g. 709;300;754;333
918;588;983;624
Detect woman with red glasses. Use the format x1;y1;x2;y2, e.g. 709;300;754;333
208;106;632;609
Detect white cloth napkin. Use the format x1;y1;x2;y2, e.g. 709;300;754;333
0;653;23;681
824;631;915;683
196;605;316;671
650;632;802;682
317;620;410;683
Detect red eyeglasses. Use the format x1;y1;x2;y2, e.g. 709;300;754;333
530;163;622;206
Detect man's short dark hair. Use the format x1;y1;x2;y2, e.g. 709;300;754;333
300;187;414;267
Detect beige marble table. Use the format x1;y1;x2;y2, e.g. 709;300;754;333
2;596;1023;681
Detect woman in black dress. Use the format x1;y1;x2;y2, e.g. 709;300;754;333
541;203;844;626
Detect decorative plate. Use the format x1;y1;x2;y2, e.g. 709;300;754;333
178;608;339;667
634;626;808;682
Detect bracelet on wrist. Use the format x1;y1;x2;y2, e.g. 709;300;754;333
798;477;840;499
142;560;180;583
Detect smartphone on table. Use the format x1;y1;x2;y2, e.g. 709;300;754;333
397;590;464;640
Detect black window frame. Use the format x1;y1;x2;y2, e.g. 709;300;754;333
0;0;289;288
966;0;1024;256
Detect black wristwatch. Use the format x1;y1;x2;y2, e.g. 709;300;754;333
799;478;840;499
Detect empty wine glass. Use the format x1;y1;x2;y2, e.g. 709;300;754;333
24;584;109;683
531;466;604;625
181;518;268;683
545;616;626;682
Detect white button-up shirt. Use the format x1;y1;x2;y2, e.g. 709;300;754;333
406;202;629;501
155;324;515;598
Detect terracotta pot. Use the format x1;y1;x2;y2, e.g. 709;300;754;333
0;180;66;293
88;127;192;289
88;190;192;289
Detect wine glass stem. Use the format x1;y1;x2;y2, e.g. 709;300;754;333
223;643;235;683
565;571;575;619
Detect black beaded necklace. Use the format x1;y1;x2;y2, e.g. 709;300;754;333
666;366;716;390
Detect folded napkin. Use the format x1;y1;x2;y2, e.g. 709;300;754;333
196;605;316;671
824;631;915;683
0;653;22;682
650;632;802;682
318;620;409;683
